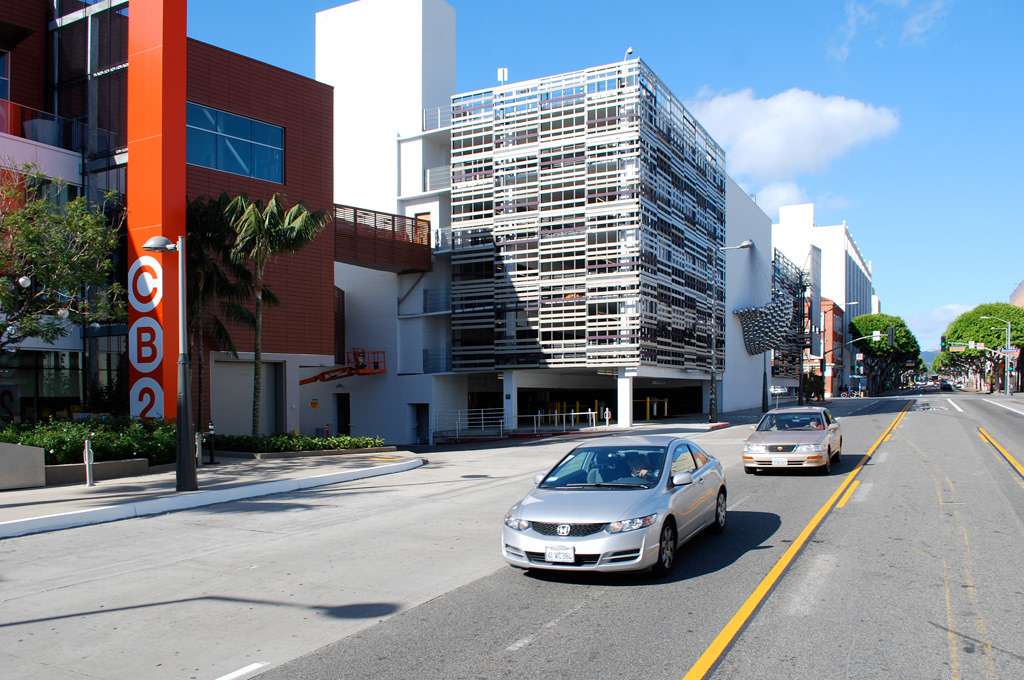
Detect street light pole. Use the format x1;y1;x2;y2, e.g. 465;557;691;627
143;235;197;492
709;239;754;423
981;315;1011;396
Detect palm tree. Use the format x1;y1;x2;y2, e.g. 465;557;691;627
186;193;279;435
225;193;331;435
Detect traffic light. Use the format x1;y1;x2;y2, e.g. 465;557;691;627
941;335;947;351
887;325;895;348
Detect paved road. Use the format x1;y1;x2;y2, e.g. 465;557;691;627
2;393;1022;680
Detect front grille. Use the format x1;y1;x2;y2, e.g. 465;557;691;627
531;522;607;537
766;444;796;453
525;551;601;567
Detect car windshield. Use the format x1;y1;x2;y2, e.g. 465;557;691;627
756;413;825;431
539;445;667;489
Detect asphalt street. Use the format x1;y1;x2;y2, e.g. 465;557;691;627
1;392;1022;680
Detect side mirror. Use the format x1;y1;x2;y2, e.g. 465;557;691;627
749;425;756;431
671;472;694;487
534;472;546;485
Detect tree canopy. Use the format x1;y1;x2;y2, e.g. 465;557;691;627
848;313;920;393
0;164;124;352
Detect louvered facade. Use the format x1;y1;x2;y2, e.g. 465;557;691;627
449;60;727;374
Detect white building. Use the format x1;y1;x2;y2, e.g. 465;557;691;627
772;203;878;392
314;0;765;443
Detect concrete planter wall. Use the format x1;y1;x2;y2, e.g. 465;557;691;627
0;443;46;490
216;446;398;460
45;459;150;486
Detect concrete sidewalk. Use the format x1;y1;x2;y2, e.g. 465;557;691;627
0;451;426;539
0;401;798;540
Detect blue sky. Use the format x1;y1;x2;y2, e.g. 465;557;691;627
188;0;1023;351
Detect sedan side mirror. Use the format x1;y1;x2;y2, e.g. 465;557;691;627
534;472;546;485
749;425;756;431
671;472;694;487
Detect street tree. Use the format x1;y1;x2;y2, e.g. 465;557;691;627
225;193;330;436
849;313;920;393
939;303;1023;391
0;164;124;353
186;193;278;432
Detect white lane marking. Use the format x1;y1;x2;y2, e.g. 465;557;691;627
947;399;963;413
782;554;838;616
850;481;871;502
214;663;269;680
983;399;1024;417
507;604;585;651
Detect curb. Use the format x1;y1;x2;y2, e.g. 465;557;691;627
0;458;426;540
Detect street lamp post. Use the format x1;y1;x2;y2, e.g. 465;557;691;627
142;235;196;492
981;315;1011;396
844;301;860;393
709;239;754;423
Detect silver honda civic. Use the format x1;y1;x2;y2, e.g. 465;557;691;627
502;435;727;575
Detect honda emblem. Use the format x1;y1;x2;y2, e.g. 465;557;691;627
557;524;571;536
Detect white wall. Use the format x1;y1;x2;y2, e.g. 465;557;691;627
316;0;455;211
722;175;774;412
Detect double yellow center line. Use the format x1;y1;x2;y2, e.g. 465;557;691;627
682;401;912;680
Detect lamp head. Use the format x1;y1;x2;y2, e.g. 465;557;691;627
142;236;177;253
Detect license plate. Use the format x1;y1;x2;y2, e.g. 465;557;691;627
771;457;788;467
545;546;575;563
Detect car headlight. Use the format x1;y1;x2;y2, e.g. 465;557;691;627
608;514;657;534
504;512;530;531
795;443;823;452
743;443;767;453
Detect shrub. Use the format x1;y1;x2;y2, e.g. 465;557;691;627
0;419;384;465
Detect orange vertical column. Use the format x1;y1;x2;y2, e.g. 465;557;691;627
126;0;187;420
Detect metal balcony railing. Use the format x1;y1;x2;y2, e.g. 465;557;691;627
0;100;85;153
425;165;451;192
434;228;452;251
423;349;452;374
423;105;452;131
423;288;452;314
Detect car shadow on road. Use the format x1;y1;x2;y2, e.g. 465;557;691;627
522;510;781;587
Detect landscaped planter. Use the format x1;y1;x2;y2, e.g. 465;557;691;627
215;446;398;460
0;443;46;490
45;458;150;486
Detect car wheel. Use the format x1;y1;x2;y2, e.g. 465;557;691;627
651;521;677;577
834;438;842;465
820;448;832;475
711;490;727;534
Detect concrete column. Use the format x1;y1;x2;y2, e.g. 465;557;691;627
617;374;633;428
503;370;518;431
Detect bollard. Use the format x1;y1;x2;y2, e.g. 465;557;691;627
84;438;94;487
603;407;611;428
208;422;216;464
195;431;203;468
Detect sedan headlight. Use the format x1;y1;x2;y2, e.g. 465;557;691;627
504;512;530;531
608;514;657;534
743;443;767;453
795;443;823;452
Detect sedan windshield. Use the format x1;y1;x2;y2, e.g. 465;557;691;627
539;446;667;489
757;413;825;431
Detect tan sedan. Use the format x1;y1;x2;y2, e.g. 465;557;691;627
742;406;842;475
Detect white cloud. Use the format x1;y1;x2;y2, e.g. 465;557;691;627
748;181;808;221
688;87;900;184
902;0;951;43
830;0;951;60
906;303;973;349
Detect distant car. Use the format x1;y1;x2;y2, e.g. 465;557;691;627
502;435;727;576
742;406;842;475
940;381;952;391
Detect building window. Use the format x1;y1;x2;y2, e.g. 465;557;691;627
0;51;9;100
186;102;283;183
